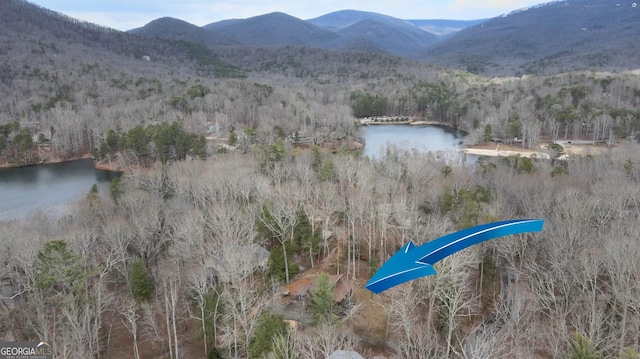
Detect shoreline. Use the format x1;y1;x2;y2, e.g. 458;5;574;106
0;154;124;173
94;160;125;173
460;143;540;158
409;120;445;126
460;147;547;159
460;142;611;158
1;139;613;172
360;118;453;126
359;118;469;133
0;153;94;170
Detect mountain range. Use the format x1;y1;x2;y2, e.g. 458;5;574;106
422;0;640;76
4;0;640;77
0;0;247;81
131;10;453;59
130;1;640;76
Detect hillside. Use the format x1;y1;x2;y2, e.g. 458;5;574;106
0;0;242;78
335;19;437;57
203;12;340;47
421;0;640;76
139;10;448;59
1;1;176;66
132;1;640;74
406;19;488;36
309;10;438;56
307;10;484;38
88;1;640;76
129;17;237;47
308;9;428;33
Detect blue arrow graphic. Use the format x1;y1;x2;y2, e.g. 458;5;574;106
366;219;544;294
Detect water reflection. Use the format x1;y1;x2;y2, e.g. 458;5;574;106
0;159;119;220
361;124;467;159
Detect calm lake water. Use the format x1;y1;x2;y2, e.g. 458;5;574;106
361;124;467;159
0;126;466;220
0;159;119;221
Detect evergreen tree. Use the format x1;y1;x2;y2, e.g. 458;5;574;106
87;183;99;202
311;146;322;172
243;126;257;142
105;128;119;153
293;207;321;265
566;331;600;359
311;272;335;325
228;130;238;146
35;240;86;299
192;134;208;159
548;142;565;166
483;124;493;142
248;310;288;358
551;165;569;177
293;207;312;244
619;348;639;359
130;260;154;303
268;243;299;282
318;158;335;182
125;125;149;158
109;176;122;203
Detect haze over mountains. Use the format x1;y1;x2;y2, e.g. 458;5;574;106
3;0;640;77
0;0;244;77
422;0;640;76
130;0;640;76
131;10;450;59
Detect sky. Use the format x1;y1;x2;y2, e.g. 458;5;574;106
28;0;548;31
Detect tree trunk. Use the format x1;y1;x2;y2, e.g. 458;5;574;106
282;241;290;283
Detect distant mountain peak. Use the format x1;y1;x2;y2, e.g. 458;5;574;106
129;16;236;47
308;9;422;32
133;9;484;59
422;0;640;75
203;12;339;47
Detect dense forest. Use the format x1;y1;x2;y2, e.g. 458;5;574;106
2;140;640;358
3;41;640;165
2;1;640;358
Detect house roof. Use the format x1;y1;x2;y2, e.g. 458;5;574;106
284;273;352;302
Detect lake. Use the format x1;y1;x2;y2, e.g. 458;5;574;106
0;126;466;220
361;124;468;159
0;159;119;221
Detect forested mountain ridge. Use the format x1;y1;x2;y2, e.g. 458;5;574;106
129;17;238;47
406;18;488;36
2;0;640;165
128;1;640;75
0;0;244;76
0;0;236;73
0;0;245;165
203;12;341;47
3;0;640;165
308;10;439;55
334;19;437;57
307;9;426;31
135;10;448;59
422;0;640;76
